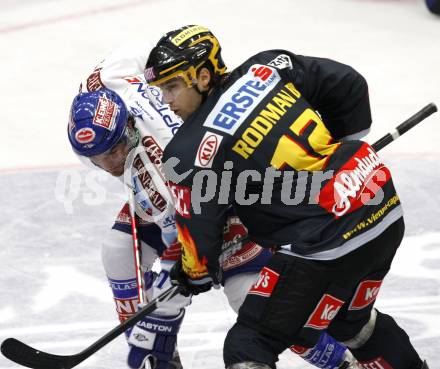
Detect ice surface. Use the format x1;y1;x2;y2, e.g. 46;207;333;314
0;0;439;368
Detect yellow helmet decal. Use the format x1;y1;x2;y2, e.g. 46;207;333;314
171;25;210;46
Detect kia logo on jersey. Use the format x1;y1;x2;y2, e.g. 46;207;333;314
304;294;345;330
75;127;96;144
195;131;223;168
248;267;280;297
348;280;383;310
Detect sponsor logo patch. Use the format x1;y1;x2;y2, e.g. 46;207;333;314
169;183;191;218
304;294;345;330
195;131;223;168
75;127;95;144
222;243;262;271
359;357;393;369
204;64;281;135
267;54;293;70
318;143;392;218
290;345;309;355
115;297;138;315
93;96;118;130
86;67;105;91
248;267;280;297
142;136;164;166
144;67;156;82
171;25;210;46
349;280;383;310
133;156;167;212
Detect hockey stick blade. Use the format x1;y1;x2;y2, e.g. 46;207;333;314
1;338;82;369
1;285;181;369
372;103;437;151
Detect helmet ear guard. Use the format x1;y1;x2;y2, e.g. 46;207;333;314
145;25;226;88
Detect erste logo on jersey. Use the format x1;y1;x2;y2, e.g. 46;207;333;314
169;183;191;218
318;143;392;218
204;64;281;135
248;267;279;297
304;294;344;330
75;127;96;144
195;131;223;168
93;96;117;130
349;280;383;310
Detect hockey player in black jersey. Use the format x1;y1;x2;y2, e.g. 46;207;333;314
145;25;428;369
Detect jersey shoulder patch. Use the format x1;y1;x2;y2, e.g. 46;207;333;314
267;53;293;70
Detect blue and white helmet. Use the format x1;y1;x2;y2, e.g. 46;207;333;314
68;88;132;157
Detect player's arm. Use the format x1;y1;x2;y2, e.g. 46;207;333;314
286;52;372;140
166;147;230;294
79;41;154;93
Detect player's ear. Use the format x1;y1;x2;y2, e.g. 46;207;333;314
197;67;211;92
127;115;135;128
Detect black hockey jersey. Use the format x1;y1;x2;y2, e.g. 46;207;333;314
162;50;402;281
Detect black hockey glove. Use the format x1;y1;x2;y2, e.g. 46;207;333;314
169;259;213;297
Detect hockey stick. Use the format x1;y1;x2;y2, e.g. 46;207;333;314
0;232;250;369
1;285;182;369
1;103;436;369
127;188;145;304
372;103;437;151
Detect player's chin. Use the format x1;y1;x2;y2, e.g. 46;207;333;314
107;166;125;177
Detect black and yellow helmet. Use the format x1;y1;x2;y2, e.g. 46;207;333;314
144;25;227;87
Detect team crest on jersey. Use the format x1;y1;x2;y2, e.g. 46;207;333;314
75;127;95;144
93;96;118;130
194;131;223;168
203;64;281;135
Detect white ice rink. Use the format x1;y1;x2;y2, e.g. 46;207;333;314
1;0;440;368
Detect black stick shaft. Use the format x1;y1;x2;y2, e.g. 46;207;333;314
372;103;437;152
0;285;182;369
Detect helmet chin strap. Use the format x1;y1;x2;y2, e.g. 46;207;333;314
192;84;209;103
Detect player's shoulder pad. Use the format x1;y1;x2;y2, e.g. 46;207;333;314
248;49;295;71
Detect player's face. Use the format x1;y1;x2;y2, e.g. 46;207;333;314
159;77;202;121
90;140;130;177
